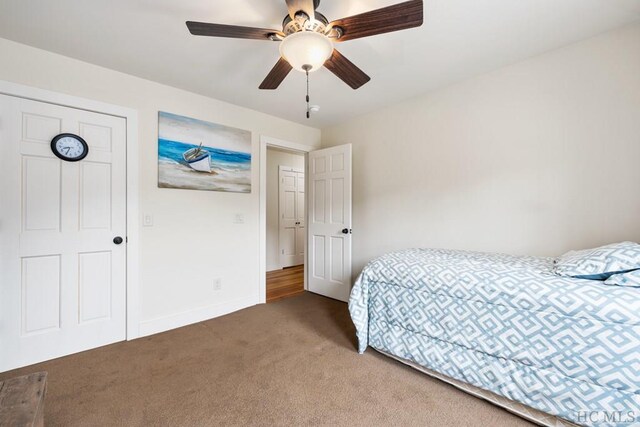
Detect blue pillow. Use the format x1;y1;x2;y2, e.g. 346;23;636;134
554;241;640;280
605;269;640;288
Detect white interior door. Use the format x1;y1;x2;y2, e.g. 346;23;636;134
307;144;352;302
0;94;127;372
279;166;305;268
295;171;305;264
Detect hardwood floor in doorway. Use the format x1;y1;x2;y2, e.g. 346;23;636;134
266;265;304;303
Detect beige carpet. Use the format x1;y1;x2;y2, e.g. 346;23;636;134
0;292;534;426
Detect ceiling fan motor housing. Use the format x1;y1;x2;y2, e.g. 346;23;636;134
282;12;329;35
282;11;344;41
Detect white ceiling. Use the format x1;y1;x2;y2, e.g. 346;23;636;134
1;0;639;127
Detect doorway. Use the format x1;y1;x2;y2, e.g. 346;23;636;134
265;146;306;302
258;135;353;305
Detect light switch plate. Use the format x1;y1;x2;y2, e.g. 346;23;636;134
234;213;245;224
143;214;153;227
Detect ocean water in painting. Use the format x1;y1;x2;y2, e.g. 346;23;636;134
158;112;252;193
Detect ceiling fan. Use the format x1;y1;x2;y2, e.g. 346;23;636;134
187;0;423;117
187;0;423;118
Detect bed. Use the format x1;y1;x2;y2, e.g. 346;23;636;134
349;248;640;427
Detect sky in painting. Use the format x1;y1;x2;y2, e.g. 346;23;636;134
158;111;251;153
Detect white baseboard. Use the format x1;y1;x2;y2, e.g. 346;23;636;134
137;295;259;338
266;264;282;272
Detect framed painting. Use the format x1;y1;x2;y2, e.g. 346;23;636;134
158;111;252;193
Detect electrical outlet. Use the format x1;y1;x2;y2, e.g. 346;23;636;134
213;278;222;291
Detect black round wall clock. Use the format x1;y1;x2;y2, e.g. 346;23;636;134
50;133;89;162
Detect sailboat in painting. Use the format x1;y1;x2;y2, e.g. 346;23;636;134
182;142;211;173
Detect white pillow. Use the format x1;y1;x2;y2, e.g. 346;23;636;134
554;241;640;280
604;269;640;288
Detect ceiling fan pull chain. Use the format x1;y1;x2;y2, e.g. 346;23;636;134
304;65;311;119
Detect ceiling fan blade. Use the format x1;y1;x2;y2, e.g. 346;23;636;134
323;50;370;90
285;0;316;21
259;58;294;90
186;21;281;41
329;0;423;42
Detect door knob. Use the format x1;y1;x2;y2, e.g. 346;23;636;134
113;236;124;245
341;228;351;234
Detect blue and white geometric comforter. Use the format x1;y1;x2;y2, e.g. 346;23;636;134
349;249;640;426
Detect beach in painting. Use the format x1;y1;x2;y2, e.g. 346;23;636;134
158;112;252;193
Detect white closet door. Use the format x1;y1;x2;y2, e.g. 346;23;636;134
279;166;304;267
307;144;352;302
0;94;127;372
295;171;305;264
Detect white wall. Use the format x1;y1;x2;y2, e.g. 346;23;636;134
0;38;320;336
322;23;640;276
266;148;305;272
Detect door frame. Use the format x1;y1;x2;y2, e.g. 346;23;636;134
259;135;319;304
0;79;141;340
278;165;305;269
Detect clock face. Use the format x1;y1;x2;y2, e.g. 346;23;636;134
51;134;89;162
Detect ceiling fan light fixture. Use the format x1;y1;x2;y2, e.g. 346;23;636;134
279;31;333;73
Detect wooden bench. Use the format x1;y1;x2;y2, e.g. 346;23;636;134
0;372;47;427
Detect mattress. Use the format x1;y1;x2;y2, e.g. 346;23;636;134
349;249;640;427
